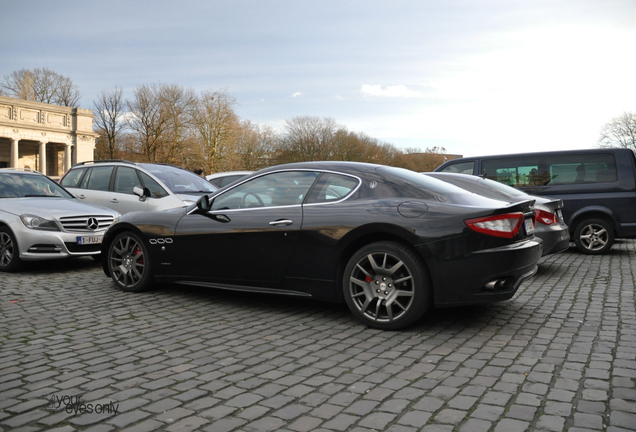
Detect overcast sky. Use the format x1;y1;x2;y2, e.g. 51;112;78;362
1;0;635;157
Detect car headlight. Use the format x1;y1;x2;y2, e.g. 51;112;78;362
20;215;60;231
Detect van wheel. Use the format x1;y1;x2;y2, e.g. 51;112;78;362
573;218;614;255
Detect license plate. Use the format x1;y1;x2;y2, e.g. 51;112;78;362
556;209;563;222
524;218;535;235
77;236;103;245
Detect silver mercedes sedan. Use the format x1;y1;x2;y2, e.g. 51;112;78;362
0;169;119;272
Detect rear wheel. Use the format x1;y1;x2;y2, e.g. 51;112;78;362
108;232;153;292
573;218;614;255
0;227;23;272
343;241;431;330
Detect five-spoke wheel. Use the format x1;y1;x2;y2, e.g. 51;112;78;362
343;241;430;330
573;218;614;255
0;227;22;272
108;232;152;292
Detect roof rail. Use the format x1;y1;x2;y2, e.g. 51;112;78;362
72;160;136;167
0;167;43;174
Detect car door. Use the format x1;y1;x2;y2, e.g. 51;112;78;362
109;166;148;213
74;166;115;209
173;170;320;287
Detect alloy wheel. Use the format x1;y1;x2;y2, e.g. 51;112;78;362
579;223;609;252
348;250;416;323
0;232;14;268
109;234;146;290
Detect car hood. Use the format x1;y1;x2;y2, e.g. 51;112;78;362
1;198;118;218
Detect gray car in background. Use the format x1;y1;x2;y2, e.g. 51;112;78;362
60;161;218;214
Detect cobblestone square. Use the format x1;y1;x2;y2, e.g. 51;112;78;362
1;241;635;431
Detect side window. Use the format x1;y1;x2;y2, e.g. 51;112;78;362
306;173;359;204
482;158;543;187
439;161;475;174
547;154;617;185
84;166;114;191
113;167;143;194
211;171;319;210
139;172;170;198
60;168;87;188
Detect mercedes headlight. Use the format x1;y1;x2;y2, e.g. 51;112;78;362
20;215;60;231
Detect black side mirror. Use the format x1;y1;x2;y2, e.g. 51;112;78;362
197;195;211;212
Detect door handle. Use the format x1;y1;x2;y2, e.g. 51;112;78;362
269;219;293;226
77;194;85;199
110;198;119;203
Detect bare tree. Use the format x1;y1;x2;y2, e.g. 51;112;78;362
157;84;196;164
598;112;636;151
126;84;170;163
277;116;338;163
189;89;239;174
229;120;278;170
394;146;448;172
94;87;126;160
1;68;82;107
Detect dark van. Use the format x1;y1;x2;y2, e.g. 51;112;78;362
434;148;636;254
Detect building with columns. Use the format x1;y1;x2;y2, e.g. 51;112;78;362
0;96;98;177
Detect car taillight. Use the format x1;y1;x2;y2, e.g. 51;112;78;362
536;209;557;225
465;212;524;238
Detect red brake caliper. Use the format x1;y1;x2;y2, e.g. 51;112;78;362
365;276;373;283
134;245;143;264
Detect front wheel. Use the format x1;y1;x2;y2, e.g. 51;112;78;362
0;227;23;272
573;218;614;255
108;232;153;292
343;241;431;330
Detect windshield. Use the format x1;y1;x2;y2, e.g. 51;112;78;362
0;173;74;198
138;164;217;194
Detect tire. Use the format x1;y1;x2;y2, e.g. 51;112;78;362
343;241;431;330
107;232;153;292
0;227;23;272
573;218;614;255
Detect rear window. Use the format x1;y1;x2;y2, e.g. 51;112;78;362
438;161;475;174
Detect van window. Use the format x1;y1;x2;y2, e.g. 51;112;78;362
482;157;542;187
439;161;475;174
546;154;617;185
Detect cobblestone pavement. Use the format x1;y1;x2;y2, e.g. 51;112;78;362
1;241;635;432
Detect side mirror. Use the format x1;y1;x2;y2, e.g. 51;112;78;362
133;186;151;201
197;195;211;212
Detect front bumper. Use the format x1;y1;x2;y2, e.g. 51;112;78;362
14;227;105;261
422;238;543;307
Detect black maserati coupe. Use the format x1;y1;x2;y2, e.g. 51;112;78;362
101;162;542;330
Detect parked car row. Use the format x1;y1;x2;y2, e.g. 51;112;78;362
4;148;629;330
435;148;636;255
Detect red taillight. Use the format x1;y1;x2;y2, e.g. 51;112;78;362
465;212;524;238
536;209;557;225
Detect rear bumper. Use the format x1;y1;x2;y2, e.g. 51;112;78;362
536;223;570;256
422;238;543;307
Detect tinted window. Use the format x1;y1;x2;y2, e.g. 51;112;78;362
547;154;617;185
212;171;319;210
139;172;169;198
60;168;87;188
139;164;216;194
114;167;143;194
482;157;542;187
439;161;475;174
306;173;359;203
84;166;114;191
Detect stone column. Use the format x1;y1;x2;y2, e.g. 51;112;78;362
39;141;47;175
10;138;19;168
64;143;73;173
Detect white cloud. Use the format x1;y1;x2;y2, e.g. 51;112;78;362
291;92;303;98
361;84;422;98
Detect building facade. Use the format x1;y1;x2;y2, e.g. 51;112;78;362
0;96;98;177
